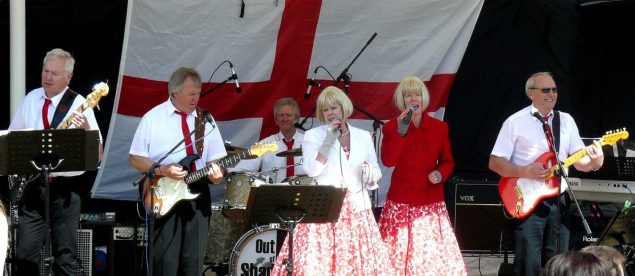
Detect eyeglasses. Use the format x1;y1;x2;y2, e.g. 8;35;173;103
530;87;558;94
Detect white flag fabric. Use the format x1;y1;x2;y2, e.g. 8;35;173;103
93;0;484;201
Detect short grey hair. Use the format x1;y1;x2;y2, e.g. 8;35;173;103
273;97;300;119
525;72;553;94
43;48;75;76
168;67;202;98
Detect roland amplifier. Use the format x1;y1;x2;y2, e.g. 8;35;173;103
447;179;514;253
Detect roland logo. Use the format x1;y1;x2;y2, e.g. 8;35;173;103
583;236;598;243
459;195;475;202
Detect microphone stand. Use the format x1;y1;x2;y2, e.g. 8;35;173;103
200;74;238;98
334;32;377;88
541;119;591;255
131;117;209;275
297;33;377;131
200;60;238;98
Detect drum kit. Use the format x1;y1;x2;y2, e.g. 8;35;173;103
205;144;312;275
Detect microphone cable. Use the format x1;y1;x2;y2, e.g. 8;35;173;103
206;60;231;84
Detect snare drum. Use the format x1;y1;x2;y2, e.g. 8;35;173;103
205;204;249;264
224;172;266;218
229;224;287;276
282;175;317;186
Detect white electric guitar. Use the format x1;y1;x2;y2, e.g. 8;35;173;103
145;143;277;217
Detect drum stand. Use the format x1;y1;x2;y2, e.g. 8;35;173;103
259;160;303;184
243;184;346;275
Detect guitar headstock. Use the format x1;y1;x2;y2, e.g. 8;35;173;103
85;82;110;109
248;142;278;157
600;128;629;146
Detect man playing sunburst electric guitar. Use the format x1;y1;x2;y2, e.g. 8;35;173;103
129;67;226;276
489;72;604;276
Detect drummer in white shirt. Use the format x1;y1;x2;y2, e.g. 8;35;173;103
229;97;305;183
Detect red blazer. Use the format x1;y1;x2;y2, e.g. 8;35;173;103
381;113;454;206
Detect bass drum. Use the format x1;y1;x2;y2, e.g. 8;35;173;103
229;224;287;276
205;204;249;265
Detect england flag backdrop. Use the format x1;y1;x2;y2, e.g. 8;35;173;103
92;0;484;201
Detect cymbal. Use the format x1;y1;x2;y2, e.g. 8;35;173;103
276;148;302;157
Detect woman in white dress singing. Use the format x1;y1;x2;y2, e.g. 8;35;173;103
271;86;393;275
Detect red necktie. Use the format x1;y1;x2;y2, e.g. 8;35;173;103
42;98;52;129
543;114;556;153
283;139;294;178
176;111;196;171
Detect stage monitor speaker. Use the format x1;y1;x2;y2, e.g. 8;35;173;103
448;180;514;253
39;229;93;276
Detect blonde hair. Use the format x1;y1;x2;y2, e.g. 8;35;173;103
315;86;353;123
394;75;430;111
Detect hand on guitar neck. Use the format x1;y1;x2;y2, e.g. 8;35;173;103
157;161;223;184
496;129;628;219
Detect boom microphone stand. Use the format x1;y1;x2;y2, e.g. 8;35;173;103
201;60;240;98
296;33;378;131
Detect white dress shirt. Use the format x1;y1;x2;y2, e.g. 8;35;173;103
129;100;226;169
491;104;586;190
8;87;102;176
302;124;382;212
229;131;305;183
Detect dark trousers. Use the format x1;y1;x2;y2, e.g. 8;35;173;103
15;177;81;276
514;193;571;276
152;196;211;276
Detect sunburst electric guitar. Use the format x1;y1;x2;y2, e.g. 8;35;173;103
146;143;278;218
8;82;109;202
499;129;629;219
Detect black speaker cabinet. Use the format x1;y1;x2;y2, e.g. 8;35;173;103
39;229;92;276
447;180;514;253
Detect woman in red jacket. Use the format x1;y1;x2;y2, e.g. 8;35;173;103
379;76;466;275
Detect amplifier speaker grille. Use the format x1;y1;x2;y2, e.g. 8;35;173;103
447;180;514;253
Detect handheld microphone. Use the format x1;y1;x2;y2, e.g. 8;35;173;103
305;68;319;99
228;61;242;93
532;112;545;124
402;105;415;125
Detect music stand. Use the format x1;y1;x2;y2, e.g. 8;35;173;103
244;184;346;276
598;208;635;247
0;129;99;275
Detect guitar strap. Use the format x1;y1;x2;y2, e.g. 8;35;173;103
195;107;206;156
553;110;560;153
50;88;79;129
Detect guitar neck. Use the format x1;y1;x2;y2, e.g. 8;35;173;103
217;150;254;168
57;103;90;129
547;146;590;177
184;149;253;184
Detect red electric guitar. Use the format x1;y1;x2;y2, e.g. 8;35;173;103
498;129;629;219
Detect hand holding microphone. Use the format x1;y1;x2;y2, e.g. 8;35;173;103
397;105;415;136
319;116;341;158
